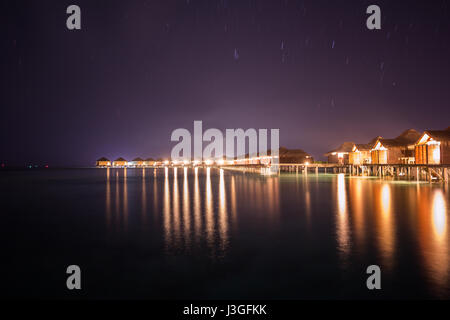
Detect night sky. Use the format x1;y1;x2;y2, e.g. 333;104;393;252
2;0;450;166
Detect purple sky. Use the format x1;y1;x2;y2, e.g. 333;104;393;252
2;0;450;166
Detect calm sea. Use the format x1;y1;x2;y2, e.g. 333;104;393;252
1;167;449;299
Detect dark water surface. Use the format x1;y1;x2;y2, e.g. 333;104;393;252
1;168;449;299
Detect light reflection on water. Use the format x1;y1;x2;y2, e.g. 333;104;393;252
105;167;280;259
104;168;450;297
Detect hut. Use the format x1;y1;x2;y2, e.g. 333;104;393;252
144;158;155;167
96;157;111;167
238;147;313;165
113;157;127;167
324;142;355;165
415;127;450;165
129;157;144;167
371;129;421;164
349;137;381;165
154;159;164;167
279;147;313;164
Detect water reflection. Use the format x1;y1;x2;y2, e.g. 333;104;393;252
173;168;181;248
102;168;449;296
333;175;449;296
163;167;171;251
205;167;215;252
417;188;449;296
183;167;191;250
376;183;395;270
432;191;447;239
194;167;201;242
219;169;229;251
142;168;147;225
123;168;128;231
106;168;111;228
103;168;280;259
335;174;350;264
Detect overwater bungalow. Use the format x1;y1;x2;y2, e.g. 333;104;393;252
371;129;421;164
279;147;313;164
96;157;111;167
144;158;155;167
129;157;144;167
235;147;312;165
113;157;127;167
349;137;381;165
415;127;450;165
324;142;355;165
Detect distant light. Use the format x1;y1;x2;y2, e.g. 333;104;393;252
217;159;225;165
164;160;169;165
204;159;213;165
44;165;49;168
183;160;189;165
305;161;309;165
172;160;179;165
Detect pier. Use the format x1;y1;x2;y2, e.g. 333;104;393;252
220;163;450;182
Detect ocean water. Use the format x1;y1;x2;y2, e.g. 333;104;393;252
1;167;449;299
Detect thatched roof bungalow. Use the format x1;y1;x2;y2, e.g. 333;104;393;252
235;147;313;165
129;157;144;167
96;157;111;167
324;141;355;165
415;127;450;165
279;147;313;164
113;157;127;167
349;137;381;165
144;158;155;166
371;129;421;164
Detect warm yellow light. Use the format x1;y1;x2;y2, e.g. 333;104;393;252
432;146;441;163
338;153;345;159
164;160;169;165
204;159;213;165
172;160;179;165
305;161;309;165
217;159;225;165
432;190;447;238
193;160;200;166
183;160;189;165
381;184;390;216
373;141;387;151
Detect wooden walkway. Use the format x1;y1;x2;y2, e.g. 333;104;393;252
222;163;450;182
